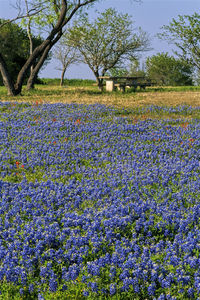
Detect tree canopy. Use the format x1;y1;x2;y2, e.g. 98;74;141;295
0;19;48;86
146;52;193;86
158;13;200;71
66;8;150;88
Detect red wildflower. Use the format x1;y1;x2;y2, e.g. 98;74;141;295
181;122;189;130
189;138;195;143
75;119;81;125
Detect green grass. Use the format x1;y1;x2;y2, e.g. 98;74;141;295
1;81;200;98
40;78;96;86
39;78;200;91
147;85;200;92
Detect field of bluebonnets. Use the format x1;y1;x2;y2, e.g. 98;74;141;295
0;101;200;299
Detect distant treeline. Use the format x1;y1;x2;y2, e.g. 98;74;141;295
40;78;96;86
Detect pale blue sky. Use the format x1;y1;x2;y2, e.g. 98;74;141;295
0;0;199;79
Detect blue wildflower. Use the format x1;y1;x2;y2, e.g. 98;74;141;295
110;283;116;295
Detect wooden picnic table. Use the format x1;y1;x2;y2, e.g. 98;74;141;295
98;76;152;92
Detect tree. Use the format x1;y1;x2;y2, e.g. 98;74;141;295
0;0;101;96
66;8;150;89
0;0;47;90
107;59;146;78
0;19;45;86
126;59;146;77
158;13;200;71
54;39;80;86
106;68;128;77
145;52;193;86
23;0;36;89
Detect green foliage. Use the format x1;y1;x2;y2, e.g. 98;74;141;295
158;13;200;71
0;19;45;86
24;0;98;32
106;68;128;77
145;52;193;86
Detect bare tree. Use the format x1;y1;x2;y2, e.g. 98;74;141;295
54;39;80;86
0;1;44;29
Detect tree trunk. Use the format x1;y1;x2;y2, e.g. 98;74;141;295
15;1;68;94
27;31;62;91
26;76;35;90
1;0;96;96
94;71;103;91
26;0;34;90
26;45;51;91
0;53;17;96
60;67;67;86
98;79;103;91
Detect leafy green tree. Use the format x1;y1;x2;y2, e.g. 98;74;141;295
146;52;193;86
158;13;200;71
0;19;45;86
66;8;150;89
0;0;101;96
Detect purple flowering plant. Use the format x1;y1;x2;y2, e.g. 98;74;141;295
0;102;199;299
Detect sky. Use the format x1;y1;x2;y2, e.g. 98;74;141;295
0;0;199;79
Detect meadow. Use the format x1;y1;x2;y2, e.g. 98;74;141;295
0;82;200;299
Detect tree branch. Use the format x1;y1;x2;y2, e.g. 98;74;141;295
0;7;45;29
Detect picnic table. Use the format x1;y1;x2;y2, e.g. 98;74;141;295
98;76;152;92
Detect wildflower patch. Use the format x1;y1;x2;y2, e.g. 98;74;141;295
0;102;199;299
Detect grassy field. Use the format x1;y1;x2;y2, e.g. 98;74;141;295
0;83;199;299
0;83;200;111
